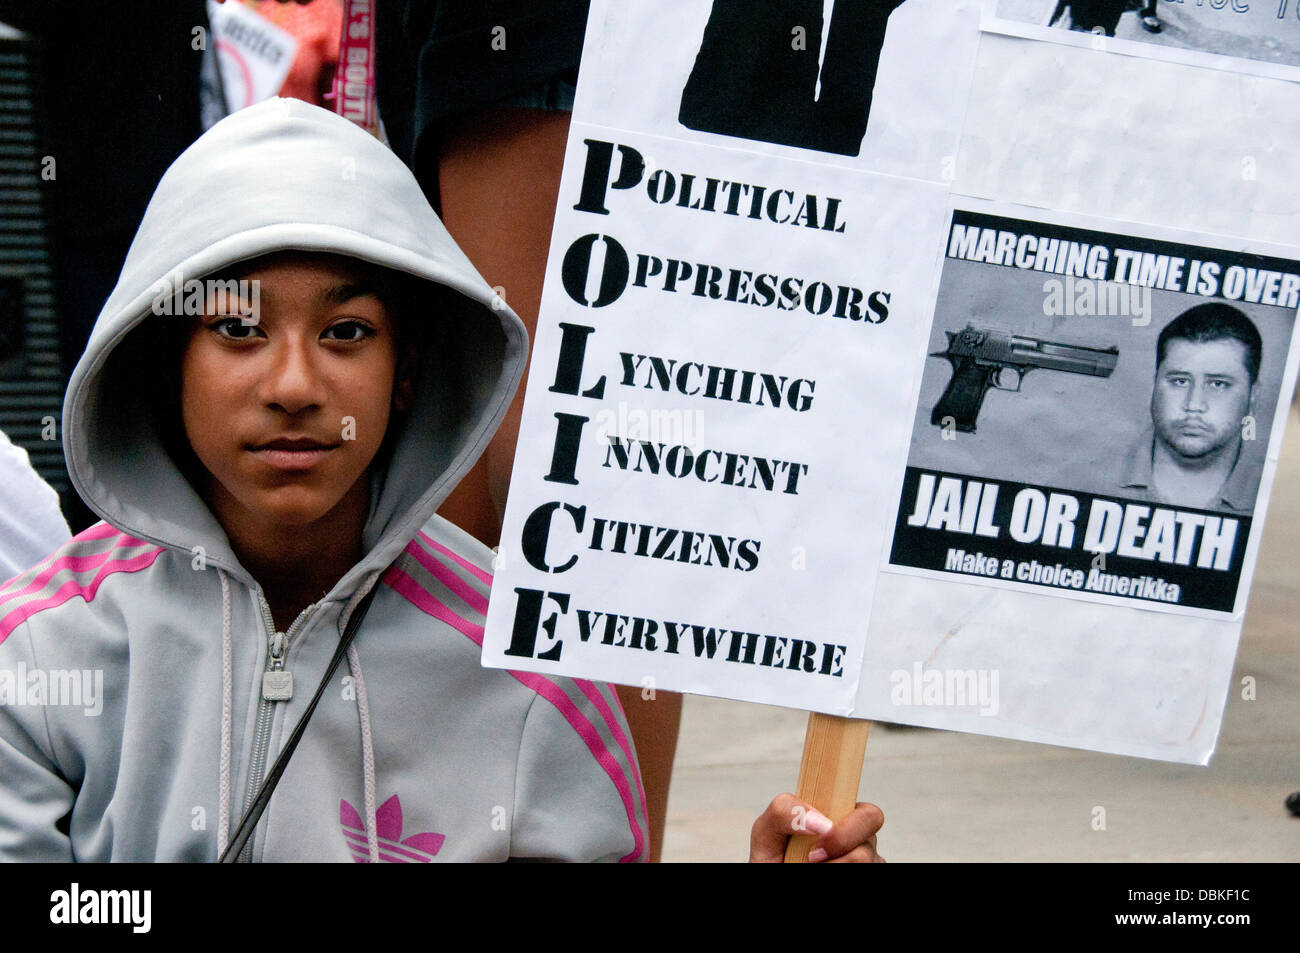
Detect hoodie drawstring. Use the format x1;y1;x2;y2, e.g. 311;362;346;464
215;570;379;862
217;569;234;859
346;644;379;863
339;574;380;863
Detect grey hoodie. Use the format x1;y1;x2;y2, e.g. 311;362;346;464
0;99;646;862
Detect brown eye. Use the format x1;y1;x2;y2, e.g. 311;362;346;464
322;321;375;342
211;318;262;340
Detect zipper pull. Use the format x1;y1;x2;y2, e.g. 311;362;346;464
262;630;294;701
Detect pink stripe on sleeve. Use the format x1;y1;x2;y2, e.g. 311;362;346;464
1;521;124;589
402;539;489;617
73;523;125;543
383;566;485;643
416;531;493;586
0;546;165;644
507;669;646;863
573;680;648;832
384;566;646;862
0;541;145;610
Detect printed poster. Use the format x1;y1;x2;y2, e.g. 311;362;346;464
478;0;970;714
479;0;1299;763
991;0;1300;80
889;208;1300;617
207;0;298;111
859;204;1300;763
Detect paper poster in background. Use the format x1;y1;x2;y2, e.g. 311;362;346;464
676;0;906;156
860;204;1300;763
208;0;298;111
856;16;1300;764
577;0;986;179
993;0;1300;79
479;1;954;714
889;208;1300;617
954;29;1300;255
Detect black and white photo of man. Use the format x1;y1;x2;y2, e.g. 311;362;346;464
1119;303;1261;513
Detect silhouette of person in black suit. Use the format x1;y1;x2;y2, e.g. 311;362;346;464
678;0;906;157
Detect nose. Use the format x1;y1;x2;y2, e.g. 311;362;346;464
1183;379;1209;413
260;332;326;415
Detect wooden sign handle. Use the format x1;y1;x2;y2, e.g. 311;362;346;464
784;712;872;862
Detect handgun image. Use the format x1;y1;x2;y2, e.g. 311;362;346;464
930;325;1119;433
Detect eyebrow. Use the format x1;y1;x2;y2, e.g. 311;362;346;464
1161;367;1243;379
323;283;386;305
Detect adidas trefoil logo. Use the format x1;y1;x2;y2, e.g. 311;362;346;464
340;794;444;863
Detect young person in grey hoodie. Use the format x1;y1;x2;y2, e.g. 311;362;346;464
0;97;648;861
0;97;884;863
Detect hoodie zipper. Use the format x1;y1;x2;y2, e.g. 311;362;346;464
237;592;317;863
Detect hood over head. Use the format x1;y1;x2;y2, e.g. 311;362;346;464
63;97;528;593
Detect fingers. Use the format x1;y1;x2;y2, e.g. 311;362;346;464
749;793;833;862
813;801;885;862
750;793;796;863
750;796;883;863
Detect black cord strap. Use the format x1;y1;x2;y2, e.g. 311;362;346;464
220;585;379;863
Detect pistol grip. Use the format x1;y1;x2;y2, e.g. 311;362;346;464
932;359;994;433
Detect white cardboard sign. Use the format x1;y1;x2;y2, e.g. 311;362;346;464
479;2;961;715
481;0;1300;763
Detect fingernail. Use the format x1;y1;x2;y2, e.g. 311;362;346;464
807;847;828;863
804;809;833;835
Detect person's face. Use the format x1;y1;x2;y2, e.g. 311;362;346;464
1151;337;1255;461
180;253;412;530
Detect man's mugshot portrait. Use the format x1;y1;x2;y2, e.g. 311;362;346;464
1119;302;1261;513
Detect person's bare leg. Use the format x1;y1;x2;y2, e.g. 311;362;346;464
436;107;681;861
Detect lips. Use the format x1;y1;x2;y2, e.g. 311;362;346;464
255;437;338;451
248;435;341;470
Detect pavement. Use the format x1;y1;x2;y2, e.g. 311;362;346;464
661;406;1300;862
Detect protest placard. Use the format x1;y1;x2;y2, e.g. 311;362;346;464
856;203;1300;763
890;208;1300;617
477;131;951;714
482;0;1300;774
477;0;976;714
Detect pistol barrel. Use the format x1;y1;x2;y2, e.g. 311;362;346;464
1010;337;1118;376
944;325;1118;377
